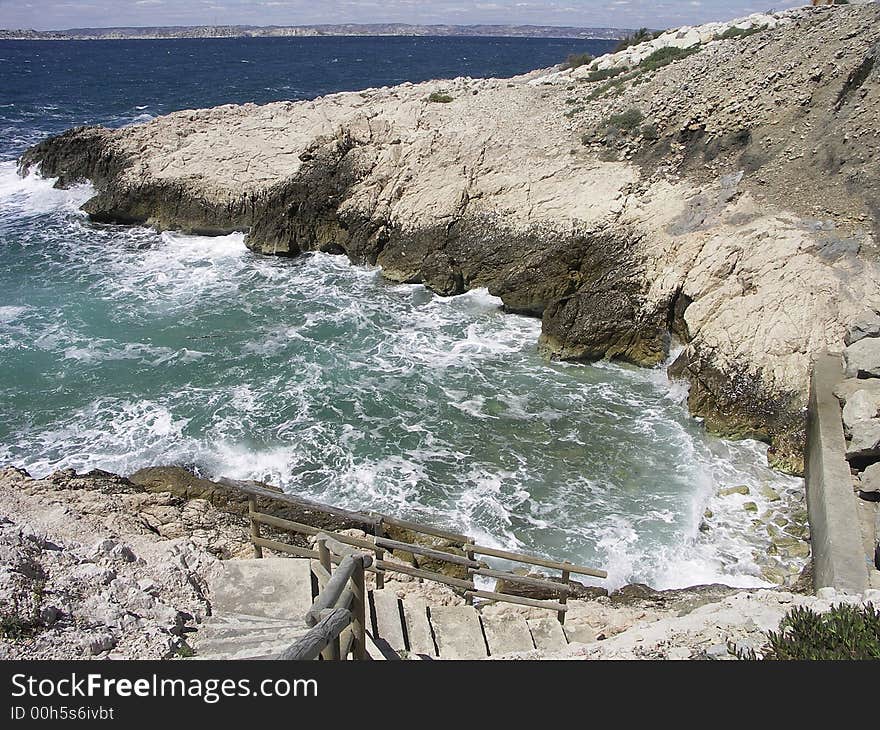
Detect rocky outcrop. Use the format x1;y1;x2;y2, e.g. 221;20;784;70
17;3;880;471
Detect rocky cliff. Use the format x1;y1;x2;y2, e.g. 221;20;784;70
18;3;880;473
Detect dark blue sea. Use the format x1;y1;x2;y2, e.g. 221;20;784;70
0;36;618;159
0;35;806;589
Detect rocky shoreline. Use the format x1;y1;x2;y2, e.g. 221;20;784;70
2;465;876;660
17;3;880;473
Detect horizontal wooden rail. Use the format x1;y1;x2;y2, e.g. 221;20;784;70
375;559;475;591
473;568;571;594
251;511;377;551
467;543;607;579
253;536;319;560
465;589;568;613
233;481;382;530
376;514;470;544
375;537;484;568
278;608;351;661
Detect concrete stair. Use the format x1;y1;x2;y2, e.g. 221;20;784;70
192;558;313;660
194;557;580;660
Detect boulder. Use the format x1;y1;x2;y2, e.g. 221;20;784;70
833;378;880;405
842;389;880;430
844;311;880;346
844;338;880;378
846;420;880;463
859;463;880;494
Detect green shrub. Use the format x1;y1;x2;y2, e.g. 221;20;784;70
427;92;454;103
614;28;661;53
731;603;880;660
585;69;641;101
640;123;660;140
584;67;627;83
717;25;767;41
604;107;644;132
561;52;594;70
639;45;700;72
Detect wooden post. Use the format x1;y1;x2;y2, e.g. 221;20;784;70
558;567;570;625
465;546;476;605
375;548;385;590
248;497;263;558
375;519;386;590
351;557;367;660
317;537;331;575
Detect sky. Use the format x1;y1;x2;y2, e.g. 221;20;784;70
0;0;807;32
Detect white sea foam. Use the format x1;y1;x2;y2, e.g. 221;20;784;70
0;160;94;215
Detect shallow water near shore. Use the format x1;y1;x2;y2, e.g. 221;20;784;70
0;36;806;590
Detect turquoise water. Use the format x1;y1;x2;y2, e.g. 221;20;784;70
0;166;804;589
0;36;804;589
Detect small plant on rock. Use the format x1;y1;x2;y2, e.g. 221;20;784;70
730;603;880;660
561;52;594;70
640;46;700;72
427;92;454;103
604;107;645;133
717;25;767;41
614;28;661;53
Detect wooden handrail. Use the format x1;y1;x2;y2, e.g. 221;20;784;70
374;537;483;568
374;514;471;544
465;589;568;613
306;551;373;627
278;608;352;661
243;481;608;627
466;543;607;579
234;481;382;530
473;567;571;595
375;559;475;591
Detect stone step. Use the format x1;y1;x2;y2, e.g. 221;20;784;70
370;589;406;655
194;622;307;643
195;628;308;659
562;621;598;646
481;614;535;656
209;558;313;620
429;605;488;660
401;597;436;658
527;617;568;652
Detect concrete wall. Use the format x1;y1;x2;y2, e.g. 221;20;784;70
805;353;869;594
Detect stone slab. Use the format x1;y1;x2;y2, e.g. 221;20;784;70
209;558;313;620
401;597;436;657
481;614;535;656
428;605;488;660
370;589;406;653
527;617;568;652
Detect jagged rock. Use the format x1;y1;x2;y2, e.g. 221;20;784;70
845;338;880;379
846;420;880;464
719;485;750;497
842;389;880;431
844;311;880;346
834;378;880;405
858;463;880;495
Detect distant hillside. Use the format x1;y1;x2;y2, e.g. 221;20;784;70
0;24;632;41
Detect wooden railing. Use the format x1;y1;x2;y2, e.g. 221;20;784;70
240;482;607;625
280;534;371;660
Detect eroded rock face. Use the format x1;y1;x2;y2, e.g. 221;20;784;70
17;3;880;471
